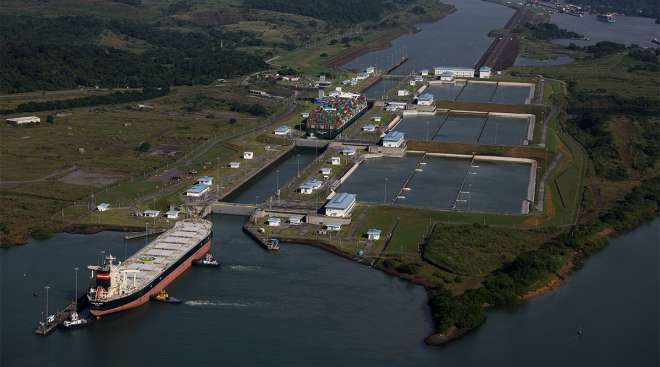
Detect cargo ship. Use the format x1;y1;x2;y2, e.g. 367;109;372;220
306;91;368;139
86;219;212;317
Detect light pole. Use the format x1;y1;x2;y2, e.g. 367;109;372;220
45;286;50;319
276;169;280;203
297;154;301;177
74;267;79;308
384;178;388;203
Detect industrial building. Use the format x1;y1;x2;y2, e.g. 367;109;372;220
434;66;475;78
416;93;435;106
324;192;356;217
382;131;405;148
186;184;210;197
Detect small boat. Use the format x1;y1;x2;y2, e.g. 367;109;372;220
415;168;423;172
266;238;280;251
652;38;660;46
193;253;219;267
61;311;89;329
151;290;181;304
397;195;406;199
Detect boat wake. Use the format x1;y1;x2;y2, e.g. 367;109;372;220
227;265;262;272
184;300;261;308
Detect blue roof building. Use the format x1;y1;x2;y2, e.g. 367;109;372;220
325;192;357;217
382;131;405;148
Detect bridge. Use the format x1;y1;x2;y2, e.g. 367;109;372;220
212;202;258;216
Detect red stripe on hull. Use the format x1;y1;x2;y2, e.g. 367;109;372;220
91;239;211;317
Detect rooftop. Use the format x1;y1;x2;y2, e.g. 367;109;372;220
325;192;356;210
187;183;209;193
384;131;405;142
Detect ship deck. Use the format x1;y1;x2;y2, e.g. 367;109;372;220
115;220;211;293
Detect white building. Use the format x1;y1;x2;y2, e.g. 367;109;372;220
143;210;160;218
341;146;356;156
229;162;240;169
243;151;254;160
382;131;405;148
186;184;209;197
420;69;430;76
274;126;290;135
367;228;382;240
331;157;341;166
366;66;376;74
301;112;310;118
434;66;475;78
320;167;332;176
197;176;213;186
398;89;411;97
6;116;40;126
440;71;455;82
362;124;376;132
372;116;382;123
416;93;435;106
289;215;304;225
267;217;281;227
166;208;181;219
96;203;110;212
299;183;314;194
324;193;356;217
325;224;342;231
479;66;492;79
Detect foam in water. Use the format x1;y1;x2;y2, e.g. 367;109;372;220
184;300;260;308
227;265;262;272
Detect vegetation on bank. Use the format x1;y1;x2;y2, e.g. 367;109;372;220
525;22;582;40
569;0;659;20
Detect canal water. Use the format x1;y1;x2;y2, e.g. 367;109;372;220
343;0;514;74
396;113;530;146
550;13;660;48
426;82;532;104
337;155;531;213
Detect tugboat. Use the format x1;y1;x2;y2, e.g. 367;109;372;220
193;253;220;267
597;13;616;23
266;238;280;251
151;289;182;304
61;310;89;329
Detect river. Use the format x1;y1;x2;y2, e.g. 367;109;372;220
345;0;514;74
550;13;660;48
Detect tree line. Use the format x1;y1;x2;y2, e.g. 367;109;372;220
0;87;170;115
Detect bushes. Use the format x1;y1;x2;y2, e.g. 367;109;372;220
526;23;582;40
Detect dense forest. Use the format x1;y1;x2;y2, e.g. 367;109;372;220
0;16;267;93
525;23;582;40
243;0;389;24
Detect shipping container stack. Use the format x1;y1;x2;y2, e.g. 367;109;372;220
306;95;367;137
